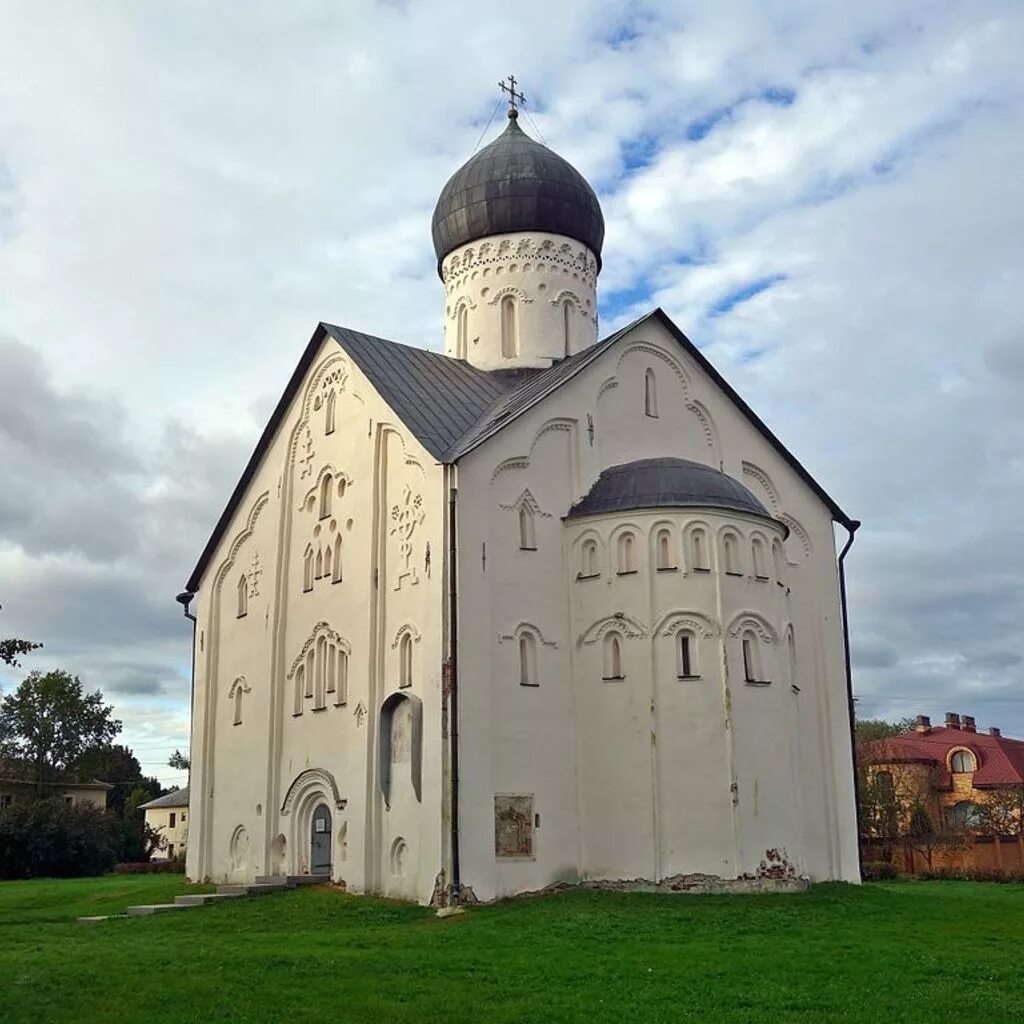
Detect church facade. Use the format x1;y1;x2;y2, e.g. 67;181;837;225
182;104;861;903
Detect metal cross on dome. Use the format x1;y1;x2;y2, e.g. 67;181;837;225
499;74;526;114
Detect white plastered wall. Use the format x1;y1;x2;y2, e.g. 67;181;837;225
453;317;859;900
186;334;446;904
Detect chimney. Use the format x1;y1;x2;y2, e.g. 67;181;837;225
962;715;976;733
945;712;961;729
914;715;931;733
989;727;1001;738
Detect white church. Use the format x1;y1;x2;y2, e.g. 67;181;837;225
181;94;861;903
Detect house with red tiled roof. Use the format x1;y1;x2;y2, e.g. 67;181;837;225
862;713;1024;834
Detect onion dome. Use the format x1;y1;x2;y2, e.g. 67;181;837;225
568;458;783;531
431;110;605;275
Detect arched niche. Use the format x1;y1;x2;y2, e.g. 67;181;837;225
378;691;423;808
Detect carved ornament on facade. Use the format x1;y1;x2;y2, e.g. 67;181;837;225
390;484;425;590
498;622;558;648
579;613;647;646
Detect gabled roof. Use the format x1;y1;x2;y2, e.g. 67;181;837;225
140;786;190;810
863;728;1024;788
185;308;852;592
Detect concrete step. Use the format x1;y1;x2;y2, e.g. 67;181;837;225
253;874;330;887
174;892;246;907
216;882;290;896
126;903;192;917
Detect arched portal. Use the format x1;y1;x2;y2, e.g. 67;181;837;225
311;803;332;874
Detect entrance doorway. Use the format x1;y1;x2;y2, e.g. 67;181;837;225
310;803;332;875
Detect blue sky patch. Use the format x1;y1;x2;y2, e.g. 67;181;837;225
709;274;787;317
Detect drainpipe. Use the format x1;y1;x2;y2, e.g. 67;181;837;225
447;485;461;903
175;591;197;789
836;520;861;879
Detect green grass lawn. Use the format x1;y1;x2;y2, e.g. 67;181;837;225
0;875;1022;1023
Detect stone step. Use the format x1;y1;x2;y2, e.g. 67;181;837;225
174;892;246;907
126;903;192;917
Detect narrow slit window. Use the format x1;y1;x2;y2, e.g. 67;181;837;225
741;631;763;682
315;547;323;580
232;684;244;725
678;632;696;677
691;528;709;570
294;666;305;715
315;636;327;709
752;537;768;578
644;368;658;417
773;540;786;583
656;529;674;570
332;536;343;583
519;633;538;686
500;295;518;358
724;534;741;574
305;651;315;698
457;304;468;359
519;505;536;550
326;644;336;694
562;301;571;357
303;547;314;592
787;630;797;685
319;473;333;519
399;633;413;689
335;651;349;706
617;533;636;573
603;633;624;680
324;390;336;435
237;575;248;618
581;539;599;577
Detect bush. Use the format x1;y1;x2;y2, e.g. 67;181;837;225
114;858;185;874
862;861;899;881
0;798;120;879
916;866;1024;883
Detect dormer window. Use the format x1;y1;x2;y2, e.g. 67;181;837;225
950;750;976;773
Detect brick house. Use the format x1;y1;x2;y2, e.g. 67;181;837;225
861;713;1024;871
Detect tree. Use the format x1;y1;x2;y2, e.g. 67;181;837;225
168;749;190;772
855;717;914;744
0;671;120;791
70;744;162;817
0;603;41;667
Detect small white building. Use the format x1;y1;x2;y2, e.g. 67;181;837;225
182;104;861;902
0;777;112;810
140;787;189;860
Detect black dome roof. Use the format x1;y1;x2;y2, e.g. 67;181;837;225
567;458;781;527
432;112;605;274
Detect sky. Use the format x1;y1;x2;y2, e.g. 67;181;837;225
1;0;1023;788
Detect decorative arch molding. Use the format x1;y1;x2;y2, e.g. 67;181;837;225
572;526;606;550
498;621;558;649
499;488;553;519
652;609;718;639
579;613;647;646
228;676;251;699
741;462;781;515
726;611;779;644
286;621;352;679
617;341;692;399
686;400;719;456
280;767;347;815
608;520;644;545
488;418;578;485
378;691;423;808
298;465;354;512
548;288;595;322
446;294;478;320
596;376;619;400
390;622;423;650
716;522;747;541
780;514;812;563
486;285;533;306
213;492;271;594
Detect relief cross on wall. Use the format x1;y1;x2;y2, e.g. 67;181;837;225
246;550;263;599
389;484;424;590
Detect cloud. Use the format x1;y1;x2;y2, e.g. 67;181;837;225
1;0;1024;775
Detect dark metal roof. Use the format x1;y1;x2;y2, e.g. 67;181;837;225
139;786;189;810
184;308;853;592
431;112;605;274
567;458;773;521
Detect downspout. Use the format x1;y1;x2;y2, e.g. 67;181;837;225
175;590;197;789
447;484;461;903
836;520;861;878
